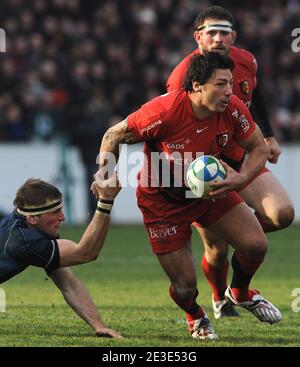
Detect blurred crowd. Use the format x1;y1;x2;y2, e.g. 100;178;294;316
0;0;299;148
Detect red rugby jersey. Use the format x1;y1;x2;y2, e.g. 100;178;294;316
127;89;256;197
166;46;257;107
166;47;257;163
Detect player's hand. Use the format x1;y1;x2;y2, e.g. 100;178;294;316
94;327;124;339
264;137;281;164
90;171;121;200
208;160;245;198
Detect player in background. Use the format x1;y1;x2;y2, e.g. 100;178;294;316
97;53;281;341
0;174;123;339
166;5;294;319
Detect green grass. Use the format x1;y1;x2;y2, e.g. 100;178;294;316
1;225;300;347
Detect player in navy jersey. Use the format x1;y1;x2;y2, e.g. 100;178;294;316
0;175;122;338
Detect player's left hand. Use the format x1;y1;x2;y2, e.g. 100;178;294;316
94;327;124;339
208;160;245;198
264;137;281;164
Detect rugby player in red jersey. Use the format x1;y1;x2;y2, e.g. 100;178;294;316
166;6;294;319
97;52;281;341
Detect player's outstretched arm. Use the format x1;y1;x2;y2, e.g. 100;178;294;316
50;267;124;339
57;173;121;267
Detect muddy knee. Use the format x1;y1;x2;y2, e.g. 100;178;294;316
172;282;197;301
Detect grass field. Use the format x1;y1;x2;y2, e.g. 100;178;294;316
1;224;300;347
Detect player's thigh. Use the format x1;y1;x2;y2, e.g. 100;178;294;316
240;171;293;216
196;226;228;255
207;202;267;256
157;241;197;287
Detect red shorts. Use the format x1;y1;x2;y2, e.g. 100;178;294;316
137;188;243;255
239;166;270;190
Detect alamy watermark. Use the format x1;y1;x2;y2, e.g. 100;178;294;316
0;28;6;52
291;288;300;312
0;288;6;312
95;144;204;198
291;28;300;52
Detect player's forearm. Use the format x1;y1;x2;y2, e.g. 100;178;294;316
58;211;111;267
52;269;107;331
77;211;111;263
99;119;139;176
98;131;120;185
99;119;137;171
100;127;122;167
250;85;274;138
239;144;268;183
62;277;107;330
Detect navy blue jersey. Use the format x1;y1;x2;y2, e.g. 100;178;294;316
0;212;60;283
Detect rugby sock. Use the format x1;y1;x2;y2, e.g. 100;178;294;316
169;285;205;320
254;211;277;233
230;251;264;301
201;255;229;301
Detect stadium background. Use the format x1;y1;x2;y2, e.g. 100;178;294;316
1;0;300;224
1;0;300;348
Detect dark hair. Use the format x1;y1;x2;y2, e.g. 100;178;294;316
13;178;62;208
194;6;235;30
183;52;234;91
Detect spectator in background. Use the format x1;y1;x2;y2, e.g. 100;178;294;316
4;104;24;140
